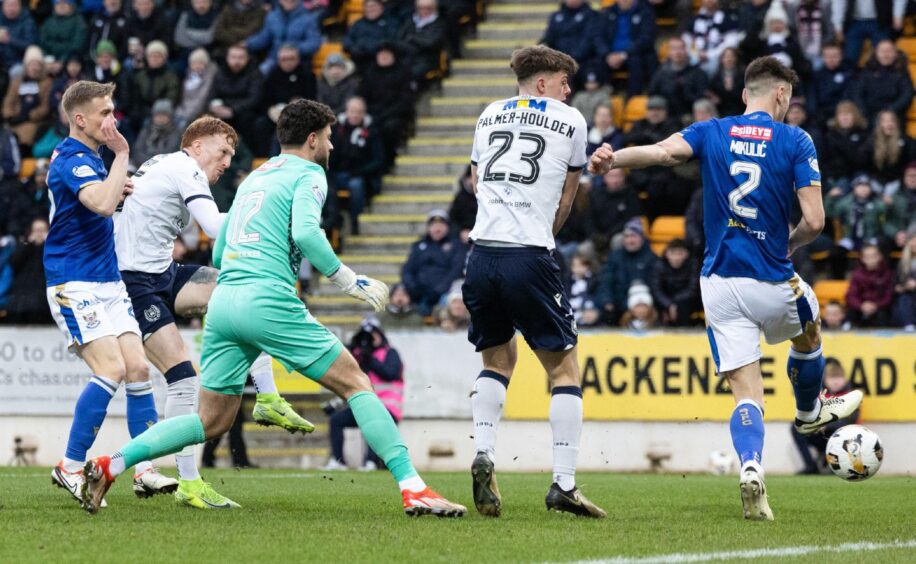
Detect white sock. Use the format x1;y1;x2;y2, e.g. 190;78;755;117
134;461;152;475
165;376;201;479
550;388;582;492
250;353;277;395
471;373;508;458
63;457;84;473
109;454;126;477
796;398;821;423
398;475;427;493
742;459;765;477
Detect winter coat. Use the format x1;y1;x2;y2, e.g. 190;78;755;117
588;183;640;238
397;14;448;80
329;114;385;178
846;262;895;312
357;59;414;124
125;8;173;50
401;235;468;299
174;6;218;50
825;193;891;241
851;57;915;124
648;62;708;118
593;1;657;61
859;134;916;185
542;2;599;64
448;185;477;233
598;242;657;311
213;2;265;55
2;74;51;146
888;188;915;234
132;121;182;168
87;8;129;57
176;63;217;125
262;63;317;109
570;86;613;127
807;65;852;124
0;11;36;67
343;14;397;66
246;4;320;71
650;255;699;309
128;67;180;124
822;125;867;182
211;61;263;116
39;13;87;62
7;240;47;316
7;178;50;237
586;125;624;156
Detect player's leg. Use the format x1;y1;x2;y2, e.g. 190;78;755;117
172;265;312;433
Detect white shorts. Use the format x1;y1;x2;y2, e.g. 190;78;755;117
47;281;141;349
700;273;819;373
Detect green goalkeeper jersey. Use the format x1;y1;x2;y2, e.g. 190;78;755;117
212;154;341;290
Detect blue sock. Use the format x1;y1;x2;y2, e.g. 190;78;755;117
125;381;158;438
65;376;118;462
729;399;764;467
787;346;825;414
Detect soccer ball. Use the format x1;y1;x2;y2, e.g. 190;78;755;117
825;425;883;481
709;450;735;475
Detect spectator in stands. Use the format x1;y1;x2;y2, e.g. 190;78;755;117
438;285;470;331
382;283;418;327
598;217;656;325
822;300;849;330
49;53;82;111
317;52;359;115
681;0;741;77
594;0;657;96
791;359;859;474
831;0;906;66
795;0;826;69
566;253;600;327
263;44;317;115
5;217;50;324
245;0;321;75
176;48;217;127
651;238;699;326
624;96;682;219
737;0;769;38
822;100;868;192
556;175;593;263
344;0;396;71
894;229;916;329
861;110;915;196
0;0;36;70
888;163;916;247
448;165;476;240
570;72;612;128
846;243;895;327
684;187;703;255
88;0;128;58
648;37;708;122
851;39;914;126
128;40;180;129
588;168;640;256
739;2;810;81
807;44;852;127
541;0;599;86
692;97;717;123
175;0;218;53
397;0;448;87
212;0;265;60
7;159;49;238
38;0;86;63
785;102;823;150
587;103;623;157
401;209;467;317
359;43;415;171
707;47;744;117
3;46;50;148
210;43;267;156
620;282;657;329
826;175;889;251
32;104;66;157
125;0;173;51
132;99;181;167
330;96;384;235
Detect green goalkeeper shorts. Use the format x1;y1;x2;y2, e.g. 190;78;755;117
200;283;344;395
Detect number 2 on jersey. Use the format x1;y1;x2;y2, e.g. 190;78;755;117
728;161;760;219
482;131;545;184
229;190;264;244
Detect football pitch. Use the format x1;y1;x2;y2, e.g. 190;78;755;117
2;468;914;563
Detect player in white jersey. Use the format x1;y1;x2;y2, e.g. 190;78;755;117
463;46;604;518
114;117;314;509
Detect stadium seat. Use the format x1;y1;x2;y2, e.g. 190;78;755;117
346;0;364;25
897;37;916;62
610;95;625;129
19;157;35;180
908;98;916;121
907;120;916;137
813;279;850;307
624;95;647;130
657;40;669;62
649;215;685;254
313;42;344;76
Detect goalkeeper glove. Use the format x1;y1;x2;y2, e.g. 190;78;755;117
328;264;389;312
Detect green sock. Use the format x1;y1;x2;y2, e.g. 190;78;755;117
348;391;418;483
115;414;205;472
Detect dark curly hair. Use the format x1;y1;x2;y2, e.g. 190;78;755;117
276;99;337;147
510;45;578;84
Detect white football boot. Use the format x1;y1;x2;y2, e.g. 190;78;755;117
133;467;179;498
739;465;774;521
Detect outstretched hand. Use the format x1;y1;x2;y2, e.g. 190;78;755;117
588;143;614;175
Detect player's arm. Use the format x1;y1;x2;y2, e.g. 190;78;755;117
187;198;226;239
553;168;582;236
789;185;825;257
78;116;131;217
589;134;694;175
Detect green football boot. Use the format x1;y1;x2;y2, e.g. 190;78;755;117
175;478;241;509
252;392;316;434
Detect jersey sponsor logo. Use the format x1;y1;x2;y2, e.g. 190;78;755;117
808;157;819;173
72;165;96;178
144;304;161;323
502;98;547;112
312;184;326;208
729;125;772;141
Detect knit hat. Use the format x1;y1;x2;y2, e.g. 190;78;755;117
426;208;450;224
96;40;118;59
764;1;789;27
627;282;654;310
647;96;668;110
188;47;210;66
145;40;168;59
23;45;43;65
623;217;645;238
152;99;174;115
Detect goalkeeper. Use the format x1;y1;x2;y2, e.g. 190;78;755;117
80;99;466;518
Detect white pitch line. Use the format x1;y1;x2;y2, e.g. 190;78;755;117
562;539;916;564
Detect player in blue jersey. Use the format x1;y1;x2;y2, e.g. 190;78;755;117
46;81;177;504
588;57;863;520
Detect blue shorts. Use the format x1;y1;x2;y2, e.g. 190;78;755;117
121;262;203;339
462;245;577;352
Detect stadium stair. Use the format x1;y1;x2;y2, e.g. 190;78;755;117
310;0;548;329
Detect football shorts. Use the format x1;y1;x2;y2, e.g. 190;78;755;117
47;280;141;349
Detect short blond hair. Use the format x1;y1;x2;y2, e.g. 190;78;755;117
61;81;116;120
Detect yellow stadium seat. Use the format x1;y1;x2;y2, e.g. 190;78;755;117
813;279;850;308
897;37;916;62
649;215;685;254
624;95;647;125
251;158;268;170
19;157;35;179
658;40;669;62
908;98;916;120
313;42;344;75
908;120;916;137
610;95;625;129
601;0;616;6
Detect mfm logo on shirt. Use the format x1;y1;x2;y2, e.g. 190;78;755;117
729;125;772;141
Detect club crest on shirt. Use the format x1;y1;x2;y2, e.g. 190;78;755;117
72;165;96;178
144;304;161;323
808;157;819;173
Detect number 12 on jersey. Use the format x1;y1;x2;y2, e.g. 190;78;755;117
482;130;545;185
229;190;264;245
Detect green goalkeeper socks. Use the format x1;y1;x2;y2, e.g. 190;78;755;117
348;391;418;483
114;414;206;474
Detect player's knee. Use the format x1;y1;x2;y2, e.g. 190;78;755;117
125;360;150;383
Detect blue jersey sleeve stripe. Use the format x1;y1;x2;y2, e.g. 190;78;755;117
184;194;214;205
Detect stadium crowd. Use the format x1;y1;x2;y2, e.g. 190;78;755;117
0;0;912;332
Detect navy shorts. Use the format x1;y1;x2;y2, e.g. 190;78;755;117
121;262;203;339
462;246;577;352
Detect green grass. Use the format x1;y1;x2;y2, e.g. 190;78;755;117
2;468;914;563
